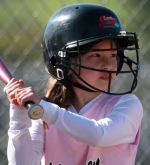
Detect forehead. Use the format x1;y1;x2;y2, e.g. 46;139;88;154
91;39;117;50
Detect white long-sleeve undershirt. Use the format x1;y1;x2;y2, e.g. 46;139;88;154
7;94;143;165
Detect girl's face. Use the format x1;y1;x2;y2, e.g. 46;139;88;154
72;39;118;92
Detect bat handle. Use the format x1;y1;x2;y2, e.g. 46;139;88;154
25;101;44;120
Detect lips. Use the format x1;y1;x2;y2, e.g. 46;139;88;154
99;74;110;81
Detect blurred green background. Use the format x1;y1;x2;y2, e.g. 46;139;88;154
0;0;150;164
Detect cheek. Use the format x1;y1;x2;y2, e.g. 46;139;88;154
74;66;94;84
112;59;118;71
111;61;117;82
75;67;90;78
75;57;94;76
80;68;97;86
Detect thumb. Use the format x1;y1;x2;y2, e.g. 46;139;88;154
12;98;19;106
19;79;25;86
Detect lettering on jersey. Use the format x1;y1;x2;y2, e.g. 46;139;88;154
48;158;102;165
49;162;62;165
87;158;103;165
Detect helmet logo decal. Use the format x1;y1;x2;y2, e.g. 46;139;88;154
99;15;119;28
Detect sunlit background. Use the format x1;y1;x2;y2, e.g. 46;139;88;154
0;0;150;164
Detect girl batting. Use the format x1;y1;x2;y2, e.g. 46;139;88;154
4;4;143;165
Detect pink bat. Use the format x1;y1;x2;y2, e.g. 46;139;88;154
0;57;12;84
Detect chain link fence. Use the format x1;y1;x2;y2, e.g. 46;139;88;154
0;0;150;164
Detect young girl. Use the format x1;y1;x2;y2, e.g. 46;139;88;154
4;4;143;165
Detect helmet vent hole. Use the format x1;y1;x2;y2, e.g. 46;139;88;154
76;6;80;9
51;56;57;66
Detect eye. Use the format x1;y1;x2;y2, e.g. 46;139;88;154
92;54;100;57
111;54;117;57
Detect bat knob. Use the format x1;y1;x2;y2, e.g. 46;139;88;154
26;102;44;120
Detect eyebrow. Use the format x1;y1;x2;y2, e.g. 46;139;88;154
89;49;117;52
111;50;117;52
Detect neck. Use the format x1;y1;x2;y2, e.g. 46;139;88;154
72;87;101;112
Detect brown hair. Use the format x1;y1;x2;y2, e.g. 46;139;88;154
42;76;74;130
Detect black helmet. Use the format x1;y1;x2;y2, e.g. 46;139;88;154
42;3;140;95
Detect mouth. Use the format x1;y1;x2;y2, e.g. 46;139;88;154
99;74;110;81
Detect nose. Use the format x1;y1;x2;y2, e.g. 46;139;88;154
100;56;112;70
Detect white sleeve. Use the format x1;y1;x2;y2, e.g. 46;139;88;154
7;104;44;165
40;94;143;148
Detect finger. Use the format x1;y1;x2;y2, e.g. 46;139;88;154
15;88;26;105
19;79;25;86
5;84;23;100
4;86;20;102
18;90;33;107
4;81;21;95
16;87;35;107
4;78;16;95
16;93;29;108
7;78;18;86
15;86;40;107
20;95;29;108
11;98;19;106
4;78;25;97
6;78;24;90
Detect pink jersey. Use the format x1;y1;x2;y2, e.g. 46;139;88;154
42;94;140;165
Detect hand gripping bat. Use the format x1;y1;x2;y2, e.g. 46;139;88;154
0;57;44;120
